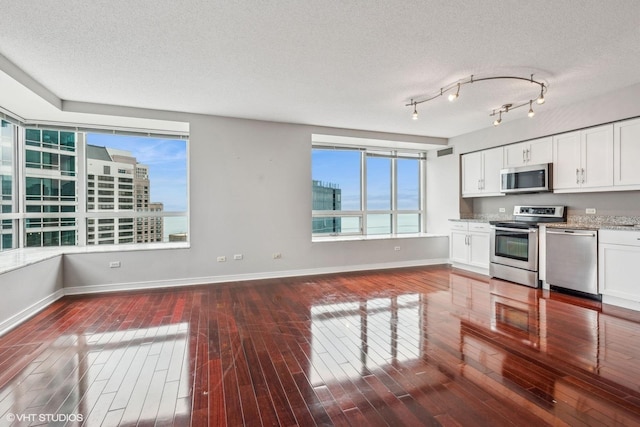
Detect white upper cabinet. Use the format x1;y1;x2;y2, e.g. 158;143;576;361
614;118;640;188
462;151;483;197
553;124;614;192
503;137;552;168
462;147;504;198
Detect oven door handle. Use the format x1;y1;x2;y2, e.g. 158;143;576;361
546;230;596;237
491;226;537;233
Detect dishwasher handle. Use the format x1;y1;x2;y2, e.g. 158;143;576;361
546;230;597;237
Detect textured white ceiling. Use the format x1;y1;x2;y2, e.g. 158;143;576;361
0;0;639;137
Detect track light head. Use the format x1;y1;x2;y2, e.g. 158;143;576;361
528;100;535;118
493;111;502;126
412;101;418;120
448;83;460;102
537;86;545;104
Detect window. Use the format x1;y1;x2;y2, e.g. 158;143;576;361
0;120;189;251
312;146;424;238
85;133;188;245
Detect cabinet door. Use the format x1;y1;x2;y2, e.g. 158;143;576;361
503;142;527;168
553;131;582;190
527;137;553;165
462;152;482;197
582;125;613;189
614;118;640;187
468;232;490;269
599;243;640;301
450;231;469;264
481;147;504;194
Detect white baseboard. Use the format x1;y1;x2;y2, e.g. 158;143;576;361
450;262;489;276
0;289;65;337
64;258;450;295
602;294;640;311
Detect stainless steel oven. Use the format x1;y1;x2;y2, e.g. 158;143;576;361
490;206;566;288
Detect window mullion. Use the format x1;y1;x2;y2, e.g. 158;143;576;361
76;133;87;246
391;154;397;235
17;126;25;248
420;157;426;233
361;150;366;234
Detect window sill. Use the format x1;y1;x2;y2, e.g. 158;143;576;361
0;242;190;275
312;233;447;243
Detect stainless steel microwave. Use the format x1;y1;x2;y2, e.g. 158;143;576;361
500;163;551;193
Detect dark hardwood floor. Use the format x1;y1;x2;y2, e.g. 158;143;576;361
1;265;640;426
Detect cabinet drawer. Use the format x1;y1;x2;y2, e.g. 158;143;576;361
449;222;469;232
599;229;640;246
468;222;490;233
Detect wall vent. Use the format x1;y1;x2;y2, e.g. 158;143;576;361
437;147;454;157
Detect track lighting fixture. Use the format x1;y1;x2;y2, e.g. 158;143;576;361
406;73;548;125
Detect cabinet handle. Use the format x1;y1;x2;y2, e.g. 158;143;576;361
527;149;531;162
581;168;585;184
576;168;580;184
478;179;481;190
523;149;526;163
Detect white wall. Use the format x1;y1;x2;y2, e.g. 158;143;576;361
426;148;460;234
63;115;449;293
0;257;63;335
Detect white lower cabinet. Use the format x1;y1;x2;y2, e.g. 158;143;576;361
449;221;490;274
599;230;640;310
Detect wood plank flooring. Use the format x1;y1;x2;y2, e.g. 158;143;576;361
1;265;640;426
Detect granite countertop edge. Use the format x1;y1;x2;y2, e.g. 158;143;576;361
449;218;640;231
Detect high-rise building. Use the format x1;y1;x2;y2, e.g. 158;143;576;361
87;144;163;244
312;180;341;233
24;128;78;247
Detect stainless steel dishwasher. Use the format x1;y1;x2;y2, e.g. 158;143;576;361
545;228;598;296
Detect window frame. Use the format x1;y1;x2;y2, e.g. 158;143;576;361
312;145;426;239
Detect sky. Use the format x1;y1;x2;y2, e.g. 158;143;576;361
87;133;188;212
311;149;420;211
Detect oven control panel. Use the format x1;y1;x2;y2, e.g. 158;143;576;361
514;206;565;218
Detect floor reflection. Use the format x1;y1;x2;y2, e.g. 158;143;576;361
310;294;422;386
0;323;190;426
449;271;640;425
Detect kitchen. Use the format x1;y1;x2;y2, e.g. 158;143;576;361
447;116;640;311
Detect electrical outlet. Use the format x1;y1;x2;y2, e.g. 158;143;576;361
272;253;282;259
499;207;506;213
394;246;401;251
233;254;243;260
109;261;121;268
217;256;226;262
586;208;596;214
